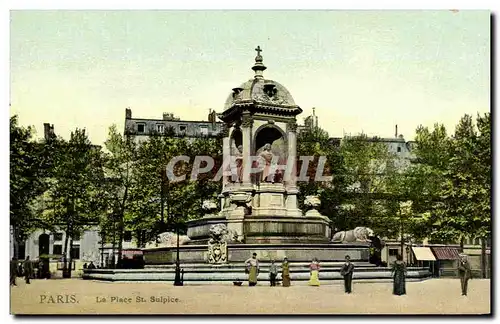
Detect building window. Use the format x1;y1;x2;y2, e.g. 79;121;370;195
156;124;164;133
124;231;132;242
137;123;145;133
179;125;187;133
397;147;402;153
70;246;80;260
389;249;399;256
53;233;63;241
200;125;208;136
53;244;63;255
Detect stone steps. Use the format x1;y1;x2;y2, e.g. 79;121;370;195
83;267;431;282
146;261;377;269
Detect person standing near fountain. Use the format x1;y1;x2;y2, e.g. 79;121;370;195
309;258;321;286
269;259;278;286
245;253;260;286
281;257;291;287
340;255;355;294
391;254;407;296
458;254;472;296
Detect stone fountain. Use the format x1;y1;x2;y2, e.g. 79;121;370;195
83;47;431;283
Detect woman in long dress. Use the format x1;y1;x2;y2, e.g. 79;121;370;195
245;253;259;286
309;258;320;286
281;257;291;287
391;254;407;295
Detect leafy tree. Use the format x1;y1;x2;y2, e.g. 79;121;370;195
338;134;398;237
40;129;103;276
132;134;190;242
475;112;491;277
404;123;452;243
100;125;138;263
406;114;491;261
10;116;55;258
296;126;350;237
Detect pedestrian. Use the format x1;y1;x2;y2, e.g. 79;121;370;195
10;257;18;286
38;259;44;279
458;254;472;296
83;263;88;269
391;254;407;296
88;261;96;269
269;259;278;286
340;255;354;293
245;253;259;286
281;257;291;287
308;258;320;286
24;256;33;284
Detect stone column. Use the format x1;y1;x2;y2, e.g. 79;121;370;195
286;120;301;216
287;120;298;188
241;113;253;185
221;124;230;190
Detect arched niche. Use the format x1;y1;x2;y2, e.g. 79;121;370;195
252;124;288;158
230;128;243;155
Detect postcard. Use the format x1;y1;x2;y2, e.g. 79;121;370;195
9;9;491;315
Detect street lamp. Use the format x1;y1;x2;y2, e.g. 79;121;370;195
173;217;183;286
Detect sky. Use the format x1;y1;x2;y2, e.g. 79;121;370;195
9;10;490;145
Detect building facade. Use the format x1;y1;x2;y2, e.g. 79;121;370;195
123;108;224;143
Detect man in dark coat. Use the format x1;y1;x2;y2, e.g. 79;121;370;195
10;257;18;286
24;256;33;284
458;254;472;296
340;255;355;293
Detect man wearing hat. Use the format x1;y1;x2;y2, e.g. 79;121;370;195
457;254;472;296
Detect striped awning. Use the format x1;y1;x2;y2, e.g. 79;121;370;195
431;247;460;260
412;247;436;261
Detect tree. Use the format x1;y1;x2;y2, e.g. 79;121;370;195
404;123;452;243
475;112;491;278
296;126;349;237
338;134;398;238
41;129;103;277
407;114;491;262
100;125;138;264
10;116;55;258
132;134;190;242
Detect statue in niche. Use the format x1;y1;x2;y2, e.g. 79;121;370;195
258;143;278;183
234;145;243;183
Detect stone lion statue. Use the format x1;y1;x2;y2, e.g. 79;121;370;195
155;232;190;247
209;223;242;244
209;224;229;244
331;227;374;243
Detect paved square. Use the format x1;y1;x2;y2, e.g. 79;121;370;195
10;278;490;315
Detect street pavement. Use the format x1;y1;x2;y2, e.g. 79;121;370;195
10;278;490;315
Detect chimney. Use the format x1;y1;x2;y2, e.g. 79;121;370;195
43;123;54;140
208;109;213;123
125;108;132;119
395;124;398;138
